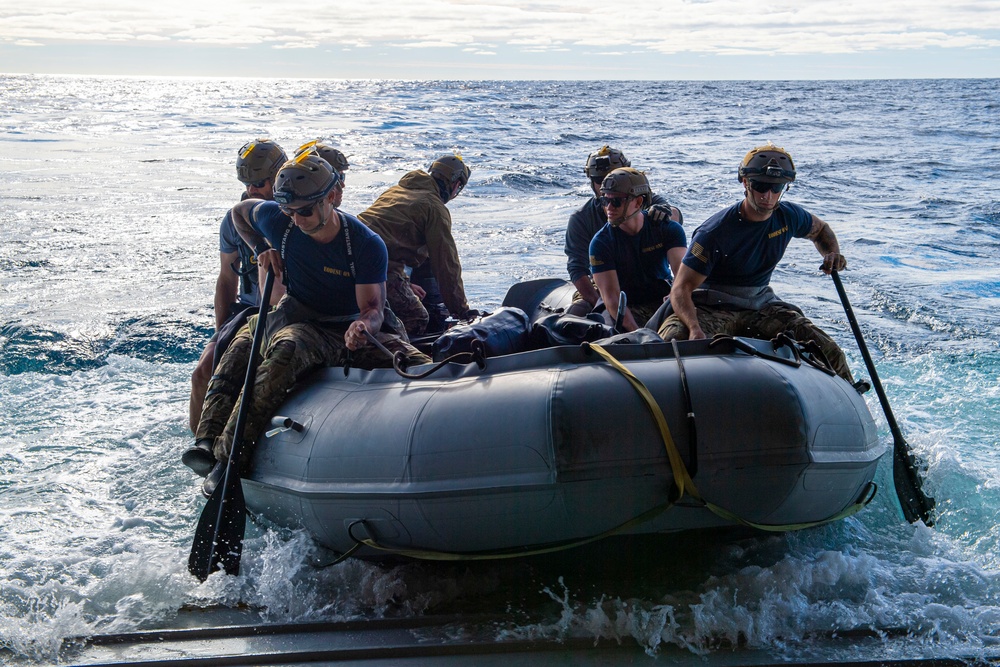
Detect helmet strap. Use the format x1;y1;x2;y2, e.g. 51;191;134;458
300;199;331;236
609;199;641;228
743;182;783;217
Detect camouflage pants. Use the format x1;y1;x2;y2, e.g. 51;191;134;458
656;303;854;383
629;302;663;330
595;300;662;330
387;265;429;338
196;319;430;469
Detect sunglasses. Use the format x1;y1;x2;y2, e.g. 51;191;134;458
246;178;270;189
280;202;318;217
600;195;631;208
748;180;786;194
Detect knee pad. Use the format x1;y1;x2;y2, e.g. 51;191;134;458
266;338;298;366
204;373;241;399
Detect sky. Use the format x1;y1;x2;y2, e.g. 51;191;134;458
1;0;998;80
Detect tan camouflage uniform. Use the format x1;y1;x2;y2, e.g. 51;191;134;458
386;265;429;336
359;170;470;337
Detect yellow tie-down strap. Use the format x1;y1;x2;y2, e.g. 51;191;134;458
584;343;877;533
353;501;674;562
342;343;877;563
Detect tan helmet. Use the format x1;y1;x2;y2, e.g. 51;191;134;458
738;143;796;184
236;139;287;185
428;154;471;198
272;153;340;207
600;167;652;208
295;140;349;177
584;145;631;181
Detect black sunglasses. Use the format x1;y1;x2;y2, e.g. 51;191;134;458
600;195;631;208
246;178;270;189
280;202;318;217
748;180;786;194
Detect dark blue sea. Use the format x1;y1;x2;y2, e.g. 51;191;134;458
0;75;998;664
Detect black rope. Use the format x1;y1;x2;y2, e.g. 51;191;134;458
362;330;487;379
671;339;698;480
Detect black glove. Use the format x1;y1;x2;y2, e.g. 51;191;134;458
648;203;675;224
461;308;482;321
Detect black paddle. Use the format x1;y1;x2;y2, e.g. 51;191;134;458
188;268;276;581
612;291;627;335
831;269;935;526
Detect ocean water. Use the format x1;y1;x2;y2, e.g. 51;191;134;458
0;75;998;664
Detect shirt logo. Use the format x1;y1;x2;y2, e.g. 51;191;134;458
642;242;664;254
690;242;708;263
590;255;604;267
768;225;789;239
324;266;351;277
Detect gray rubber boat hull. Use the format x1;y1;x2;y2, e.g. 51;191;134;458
243;281;886;559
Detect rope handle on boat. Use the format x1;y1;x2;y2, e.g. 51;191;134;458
712;331;837;378
342;503;674;562
708;334;802;368
340;480;878;563
789;335;838;377
362;329;487;379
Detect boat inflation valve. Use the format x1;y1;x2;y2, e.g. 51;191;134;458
266;416;305;438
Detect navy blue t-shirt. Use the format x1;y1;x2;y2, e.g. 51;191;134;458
251;201;388;317
564;193;669;284
589;212;687;304
684;201;814;288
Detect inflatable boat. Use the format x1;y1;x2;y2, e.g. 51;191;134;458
242;279;887;561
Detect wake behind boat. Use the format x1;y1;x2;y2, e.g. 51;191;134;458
236;279;887;561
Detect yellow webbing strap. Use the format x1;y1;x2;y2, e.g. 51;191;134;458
355;501;672;561
584;342;877;532
586;343;700;500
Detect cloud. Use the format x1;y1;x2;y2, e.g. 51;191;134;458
1;0;999;58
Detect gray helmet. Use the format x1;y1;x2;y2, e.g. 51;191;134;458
272;153;340;207
428;154;471;196
738;143;796;184
295;140;349;176
236;139;287;185
584;145;631;181
600;167;652;208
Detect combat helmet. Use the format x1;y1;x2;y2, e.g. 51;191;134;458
737;143;796;184
584;146;631;181
428;154;471;199
236;139;287;185
600;167;652;209
295;140;350;177
272;153;340;207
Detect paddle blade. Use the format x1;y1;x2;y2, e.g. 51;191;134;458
188;465;247;582
893;441;936;527
830;270;936;526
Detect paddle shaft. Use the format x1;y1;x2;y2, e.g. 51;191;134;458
830;269;934;526
612;291;627;335
188;268;276;580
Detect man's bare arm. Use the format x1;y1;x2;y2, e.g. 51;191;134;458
805;215;847;274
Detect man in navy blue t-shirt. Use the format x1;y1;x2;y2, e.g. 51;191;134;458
184;152;429;497
589;168;686;332
656;144;856;384
564;146;680;317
